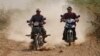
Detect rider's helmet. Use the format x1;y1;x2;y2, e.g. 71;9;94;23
36;9;41;12
67;6;72;10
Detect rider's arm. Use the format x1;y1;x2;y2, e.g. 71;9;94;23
41;15;46;24
29;16;34;26
30;16;34;22
60;14;66;22
73;13;80;22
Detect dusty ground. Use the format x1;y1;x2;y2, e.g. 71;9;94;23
0;31;100;56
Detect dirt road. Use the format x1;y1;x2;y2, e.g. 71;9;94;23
0;32;100;56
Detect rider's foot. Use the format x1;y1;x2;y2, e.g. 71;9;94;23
45;34;51;38
43;40;47;43
73;40;75;42
43;34;50;43
72;37;77;42
74;37;77;40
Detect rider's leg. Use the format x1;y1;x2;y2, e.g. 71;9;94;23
63;28;65;40
31;28;35;40
29;31;35;50
72;28;77;40
41;27;47;43
63;28;68;41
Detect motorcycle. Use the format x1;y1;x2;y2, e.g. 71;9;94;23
61;15;79;46
65;18;76;46
27;20;45;50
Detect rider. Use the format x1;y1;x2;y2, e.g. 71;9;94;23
29;9;47;43
60;6;80;42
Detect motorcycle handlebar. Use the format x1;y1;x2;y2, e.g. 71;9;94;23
43;18;46;20
27;20;46;26
27;20;30;23
60;15;63;17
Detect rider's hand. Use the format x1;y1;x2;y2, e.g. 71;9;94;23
43;22;46;24
60;20;62;22
40;22;46;25
60;19;63;22
27;20;30;23
75;19;79;22
77;15;80;18
60;15;63;17
28;23;32;26
43;18;46;20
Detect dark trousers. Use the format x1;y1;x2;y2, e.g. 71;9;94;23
31;27;46;40
63;28;77;41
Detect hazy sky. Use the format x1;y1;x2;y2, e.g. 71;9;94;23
0;0;29;9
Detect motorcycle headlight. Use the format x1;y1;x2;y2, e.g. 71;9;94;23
72;25;75;28
34;22;39;26
67;19;75;23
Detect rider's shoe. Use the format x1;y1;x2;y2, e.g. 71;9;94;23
45;34;51;37
43;40;47;43
42;34;50;43
73;37;77;42
73;40;75;42
74;37;77;40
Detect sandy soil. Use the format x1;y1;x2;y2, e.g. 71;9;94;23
0;32;100;56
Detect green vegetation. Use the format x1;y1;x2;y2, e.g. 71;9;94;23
0;9;11;30
67;0;100;12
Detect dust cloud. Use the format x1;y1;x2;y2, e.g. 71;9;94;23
0;0;93;47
